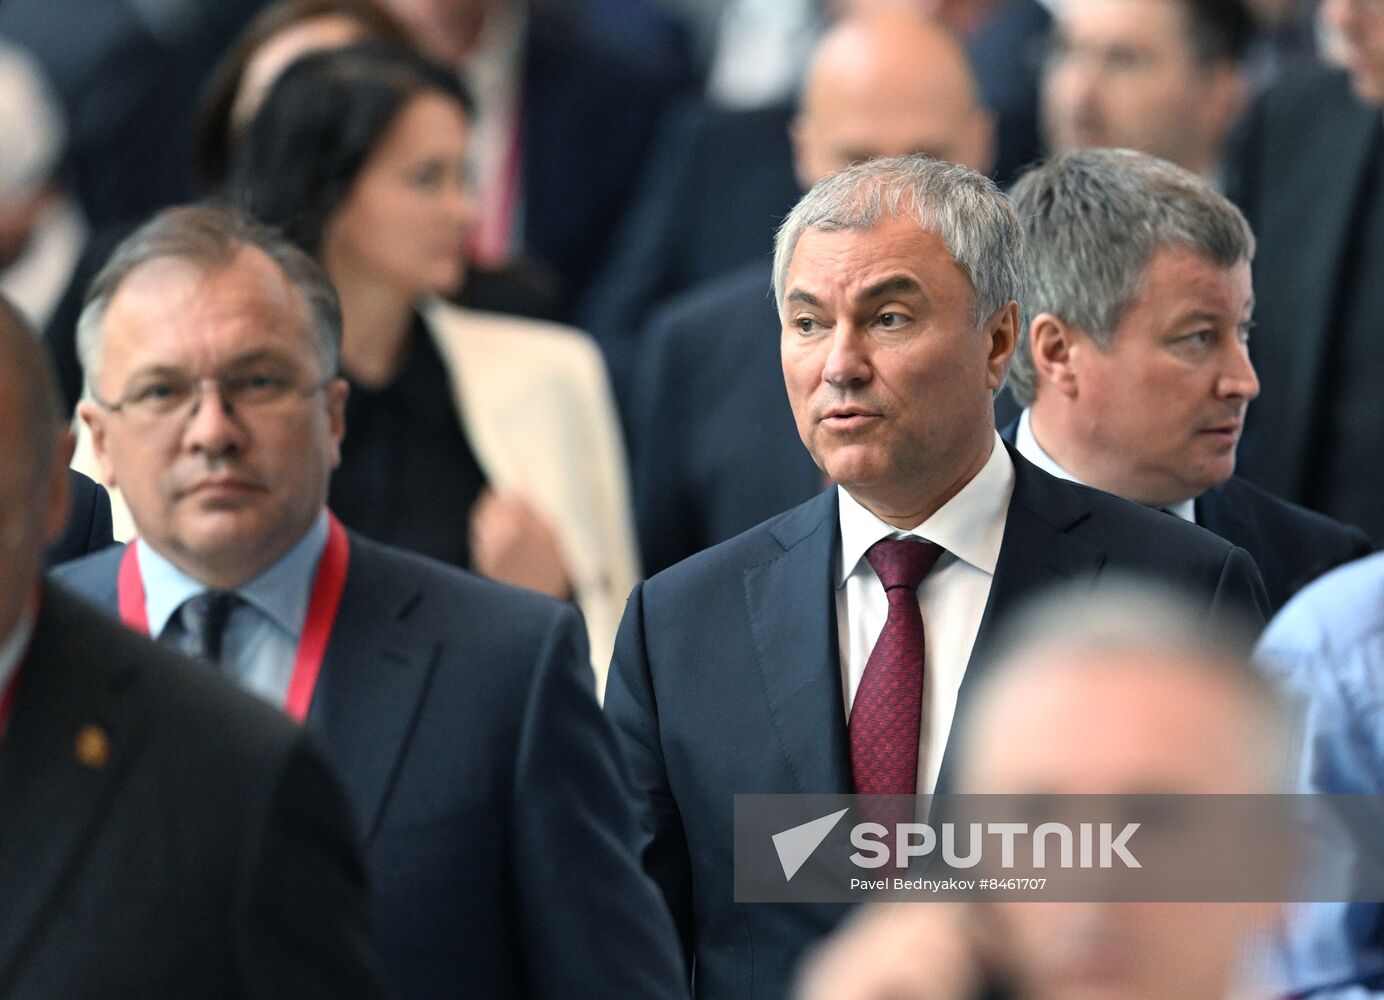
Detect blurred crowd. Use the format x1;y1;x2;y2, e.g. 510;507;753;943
2;0;1384;997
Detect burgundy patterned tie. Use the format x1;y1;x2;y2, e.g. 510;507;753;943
850;538;945;795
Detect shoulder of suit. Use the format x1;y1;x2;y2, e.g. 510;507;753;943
38;585;308;765
48;540;125;595
1212;477;1373;548
344;531;577;636
643;491;832;593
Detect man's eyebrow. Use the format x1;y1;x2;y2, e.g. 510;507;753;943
785;289;826;309
861;276;924;301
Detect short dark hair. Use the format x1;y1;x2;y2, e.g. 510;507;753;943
193;0;414;192
1179;0;1254;65
227;42;475;258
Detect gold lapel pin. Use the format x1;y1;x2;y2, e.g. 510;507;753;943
74;724;110;769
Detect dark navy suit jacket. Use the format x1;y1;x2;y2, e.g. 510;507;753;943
997;418;1373;613
605;451;1267;999
54;531;687;1000
1225;68;1382;524
0;585;386;999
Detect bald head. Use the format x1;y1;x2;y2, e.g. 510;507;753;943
0;293;71;641
958;579;1287;796
0;295;64;481
792;10;994;189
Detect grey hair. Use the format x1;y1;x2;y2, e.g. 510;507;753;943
76;204;342;389
964;575;1295;792
772;153;1024;329
1006;149;1255;406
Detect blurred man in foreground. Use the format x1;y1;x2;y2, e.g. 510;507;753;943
0;293;386;997
798;580;1289;1000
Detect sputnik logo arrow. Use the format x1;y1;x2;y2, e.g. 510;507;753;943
772;808;850;881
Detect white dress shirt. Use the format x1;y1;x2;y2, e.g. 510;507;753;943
1016;409;1195;522
836;432;1015;796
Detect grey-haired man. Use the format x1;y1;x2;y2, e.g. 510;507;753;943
1005;149;1370;613
604;152;1269;1000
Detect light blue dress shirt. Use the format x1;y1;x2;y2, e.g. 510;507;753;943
136;511;329;707
1258;551;1384;998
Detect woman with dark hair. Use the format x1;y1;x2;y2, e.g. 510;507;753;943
228;43;638;686
194;0;412;192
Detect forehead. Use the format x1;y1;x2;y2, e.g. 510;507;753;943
1061;0;1192;50
785;215;973;306
1119;248;1252;327
968;653;1259;792
99;248;313;372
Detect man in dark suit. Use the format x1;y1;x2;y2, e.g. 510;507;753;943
1004;149;1369;613
45;469;113;567
55;206;687;1000
630;9;996;575
0;293;386;998
1224;0;1384;541
604;153;1268;1000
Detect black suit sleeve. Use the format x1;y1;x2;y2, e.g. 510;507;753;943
1211;545;1271;635
512;603;689;999
239;730;390;1000
45;472;115;569
604;583;696;974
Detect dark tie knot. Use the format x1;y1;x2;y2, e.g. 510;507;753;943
865;538;944;592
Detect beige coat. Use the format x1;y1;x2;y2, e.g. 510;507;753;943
72;300;639;696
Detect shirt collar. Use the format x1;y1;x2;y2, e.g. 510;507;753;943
1017;409;1196;523
837;432;1015;587
136;510;330;639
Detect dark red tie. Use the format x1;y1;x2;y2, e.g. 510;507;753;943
850;538;944;796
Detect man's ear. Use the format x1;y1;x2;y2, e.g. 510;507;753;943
1029;312;1083;398
984;301;1020;392
75;400;117;489
324;376;349;469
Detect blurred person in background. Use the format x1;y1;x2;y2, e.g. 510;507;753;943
1224;0;1384;544
371;0;684;315
230;44;637;684
1004;149;1370;612
0;39;84;335
1040;0;1252;183
797;580;1289;1000
629;9;995;576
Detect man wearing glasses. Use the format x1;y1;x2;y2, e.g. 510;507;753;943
54;205;686;1000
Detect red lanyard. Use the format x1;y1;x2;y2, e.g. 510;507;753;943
117;513;350;722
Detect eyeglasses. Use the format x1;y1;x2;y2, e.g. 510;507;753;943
90;368;334;424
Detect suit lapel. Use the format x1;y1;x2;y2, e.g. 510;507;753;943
743;491;852;794
0;590;147;986
934;452;1106;793
307;538;439;843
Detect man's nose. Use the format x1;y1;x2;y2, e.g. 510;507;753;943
182;379;247;458
822;323;872;387
1217;340;1260;401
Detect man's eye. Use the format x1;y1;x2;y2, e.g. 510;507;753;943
878;312;903;328
795;316;819;333
1181;330;1212;347
130;381;186;405
230;372;291;398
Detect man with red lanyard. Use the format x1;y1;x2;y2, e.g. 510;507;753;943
54;205;687;1000
0;294;387;996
